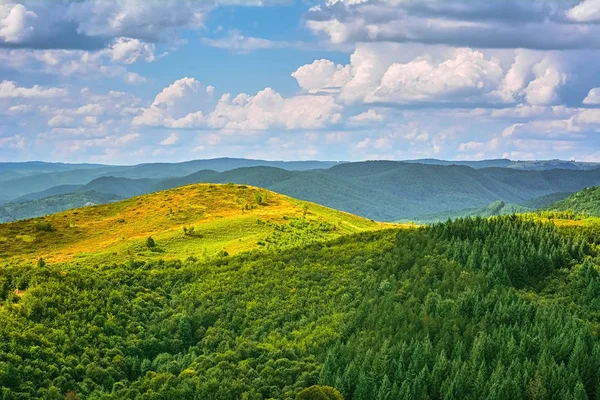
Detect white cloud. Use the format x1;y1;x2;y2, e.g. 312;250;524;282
293;45;505;105
206;89;342;130
370;49;503;103
0;134;25;149
0;3;36;43
48;115;75;128
583;87;600;105
135;78;343;130
566;0;600;22
0;80;67;98
348;109;384;124
109;38;155;64
160;132;178;146
305;0;600;50
523;56;566;105
291;59;351;93
501;123;524;137
133;77;215;126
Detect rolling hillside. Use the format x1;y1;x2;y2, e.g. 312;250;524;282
0;183;393;265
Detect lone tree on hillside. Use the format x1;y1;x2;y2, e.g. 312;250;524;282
254;192;263;205
146;237;156;248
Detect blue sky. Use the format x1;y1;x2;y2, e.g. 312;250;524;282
1;0;600;164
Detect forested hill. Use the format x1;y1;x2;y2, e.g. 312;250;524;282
1;209;599;398
546;186;600;217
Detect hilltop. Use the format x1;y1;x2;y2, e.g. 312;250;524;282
0;183;393;265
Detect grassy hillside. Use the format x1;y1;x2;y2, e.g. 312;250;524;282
0;183;393;265
545;186;600;217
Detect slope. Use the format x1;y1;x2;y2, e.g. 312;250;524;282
545;186;600;216
0;183;393;265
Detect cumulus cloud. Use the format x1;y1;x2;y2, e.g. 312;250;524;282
291;59;351;93
583;87;600;104
135;78;343;130
371;49;503;103
133;77;215;127
348;109;384;124
109;38;155;64
566;0;600;22
292;45;507;105
0;0;209;49
0;2;36;44
305;0;600;50
206;89;342;130
0;80;67;98
522;56;567;105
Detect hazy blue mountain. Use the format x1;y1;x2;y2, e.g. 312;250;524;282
80;176;159;198
409;158;600;170
6;159;600;223
0;190;122;222
14;185;84;202
0;158;344;202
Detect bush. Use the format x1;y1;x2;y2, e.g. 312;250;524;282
34;222;53;232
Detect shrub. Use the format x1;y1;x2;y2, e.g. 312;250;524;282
34;222;53;232
146;237;156;248
254;192;262;205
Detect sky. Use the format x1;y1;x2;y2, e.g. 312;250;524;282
2;1;600;164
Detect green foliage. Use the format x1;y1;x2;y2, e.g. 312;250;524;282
0;215;599;399
546;186;600;217
297;385;344;400
34;221;54;232
254;192;263;205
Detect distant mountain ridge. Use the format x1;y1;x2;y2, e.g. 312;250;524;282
3;158;600;222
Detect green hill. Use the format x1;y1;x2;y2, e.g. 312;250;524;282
546;186;600;216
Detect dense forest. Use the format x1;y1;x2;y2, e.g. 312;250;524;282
0;213;598;399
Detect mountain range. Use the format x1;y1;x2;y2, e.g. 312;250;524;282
2;158;600;222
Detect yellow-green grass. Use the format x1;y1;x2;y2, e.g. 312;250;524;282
0;183;402;265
